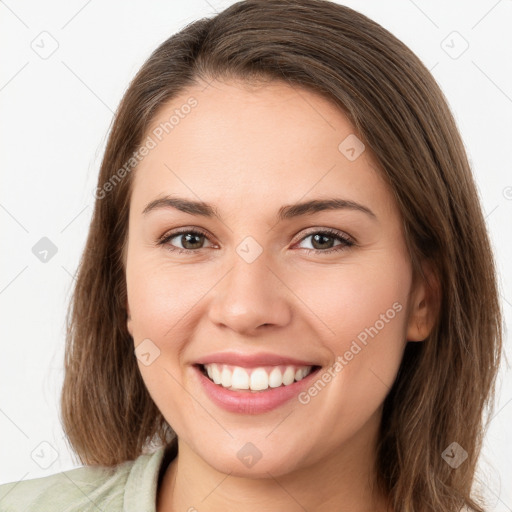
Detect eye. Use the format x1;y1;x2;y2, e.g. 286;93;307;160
157;228;214;254
294;228;355;254
157;227;355;255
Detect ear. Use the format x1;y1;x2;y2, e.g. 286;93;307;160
406;261;440;342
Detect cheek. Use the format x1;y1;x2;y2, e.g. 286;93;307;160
126;256;219;410
125;258;212;431
335;264;408;347
302;252;410;414
126;254;212;341
291;250;411;381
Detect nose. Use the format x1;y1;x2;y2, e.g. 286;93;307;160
207;249;292;335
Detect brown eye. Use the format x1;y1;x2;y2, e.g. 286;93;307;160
175;232;205;250
157;227;354;255
296;229;355;254
158;229;213;253
310;233;336;250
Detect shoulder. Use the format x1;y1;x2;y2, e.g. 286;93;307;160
0;446;168;512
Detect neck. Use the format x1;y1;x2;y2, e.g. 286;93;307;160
157;410;390;512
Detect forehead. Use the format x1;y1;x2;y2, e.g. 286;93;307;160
130;79;396;221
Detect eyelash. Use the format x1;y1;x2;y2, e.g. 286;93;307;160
156;227;355;255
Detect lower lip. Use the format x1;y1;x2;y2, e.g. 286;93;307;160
193;365;321;414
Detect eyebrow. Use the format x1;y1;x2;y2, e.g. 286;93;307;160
142;195;377;221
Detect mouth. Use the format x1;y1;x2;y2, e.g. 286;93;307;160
194;363;322;393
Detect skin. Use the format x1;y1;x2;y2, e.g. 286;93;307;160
125;78;436;512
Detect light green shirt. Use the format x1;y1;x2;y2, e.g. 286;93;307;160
0;444;175;512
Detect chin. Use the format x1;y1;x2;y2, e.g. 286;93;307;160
196;441;308;478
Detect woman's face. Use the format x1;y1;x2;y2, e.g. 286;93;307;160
125;79;429;477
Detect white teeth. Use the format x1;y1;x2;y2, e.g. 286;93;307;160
231;367;250;390
202;363;314;392
282;366;295;385
221;366;232;388
268;367;283;388
211;364;222;385
250;368;269;391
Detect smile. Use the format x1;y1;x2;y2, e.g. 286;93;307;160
198;363;318;392
193;363;322;414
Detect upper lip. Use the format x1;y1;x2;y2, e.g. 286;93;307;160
194;352;321;368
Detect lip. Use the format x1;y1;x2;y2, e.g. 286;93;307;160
194;351;320;368
193;363;322;414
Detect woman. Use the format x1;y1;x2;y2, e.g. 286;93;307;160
0;0;503;510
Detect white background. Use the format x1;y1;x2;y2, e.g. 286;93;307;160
1;0;511;509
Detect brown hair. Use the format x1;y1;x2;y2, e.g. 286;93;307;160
60;1;503;510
